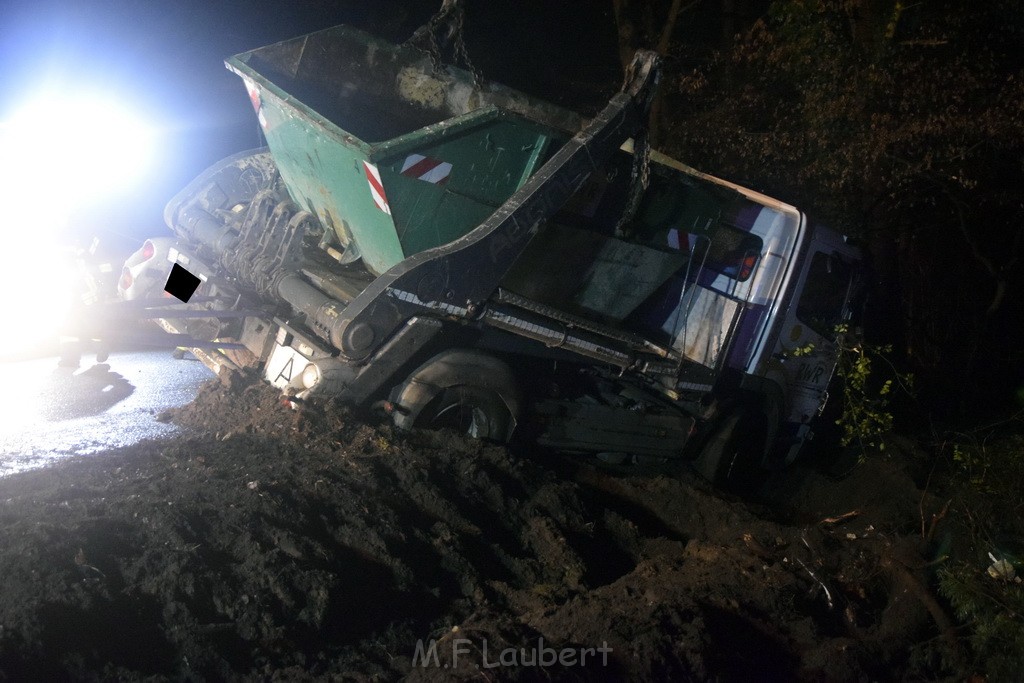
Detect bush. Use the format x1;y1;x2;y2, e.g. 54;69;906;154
829;324;912;451
937;433;1024;680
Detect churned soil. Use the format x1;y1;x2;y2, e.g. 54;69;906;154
0;374;962;681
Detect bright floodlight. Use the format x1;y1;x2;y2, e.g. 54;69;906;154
0;92;155;219
0;91;157;358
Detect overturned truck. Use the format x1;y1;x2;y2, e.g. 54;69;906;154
119;25;861;486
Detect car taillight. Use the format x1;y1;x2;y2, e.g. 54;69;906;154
119;267;133;291
141;240;155;261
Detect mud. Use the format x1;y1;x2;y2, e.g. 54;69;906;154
0;376;961;680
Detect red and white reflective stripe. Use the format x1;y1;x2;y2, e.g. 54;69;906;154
667;229;688;251
242;77;268;129
400;154;452;185
362;161;392;215
243;77;261;112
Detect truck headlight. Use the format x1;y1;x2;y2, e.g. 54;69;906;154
301;363;321;390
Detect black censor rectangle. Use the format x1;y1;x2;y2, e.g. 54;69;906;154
164;263;201;303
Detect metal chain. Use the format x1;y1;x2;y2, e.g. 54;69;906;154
615;132;651;239
410;0;483;89
449;2;484;89
422;0;454;75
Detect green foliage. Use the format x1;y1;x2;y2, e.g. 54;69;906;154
790;341;816;357
938;433;1024;679
945;434;1024;539
938;563;1024;682
832;324;912;450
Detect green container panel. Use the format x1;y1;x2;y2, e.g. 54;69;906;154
226;25;580;276
373;113;560;257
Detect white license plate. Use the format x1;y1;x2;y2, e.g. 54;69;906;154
264;343;312;389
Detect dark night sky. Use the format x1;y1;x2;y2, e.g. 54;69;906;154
0;0;620;248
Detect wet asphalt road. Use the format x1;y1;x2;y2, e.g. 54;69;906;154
0;350;214;476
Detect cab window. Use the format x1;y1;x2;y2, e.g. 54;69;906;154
796;252;853;337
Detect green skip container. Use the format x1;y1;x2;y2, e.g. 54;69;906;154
225;25;583;276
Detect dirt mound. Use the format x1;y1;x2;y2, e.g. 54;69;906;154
0;378;961;680
158;370;305;438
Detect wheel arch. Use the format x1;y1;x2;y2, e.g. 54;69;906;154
690;376;785;487
388;349;521;440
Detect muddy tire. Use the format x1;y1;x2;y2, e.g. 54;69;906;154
692;407;768;492
414;385;512;441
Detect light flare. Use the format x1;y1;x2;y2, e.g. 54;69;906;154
0;90;157;359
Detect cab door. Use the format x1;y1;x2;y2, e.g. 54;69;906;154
774;229;860;444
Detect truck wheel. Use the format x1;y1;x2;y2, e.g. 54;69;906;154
692;407;768;493
414;385;512;441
